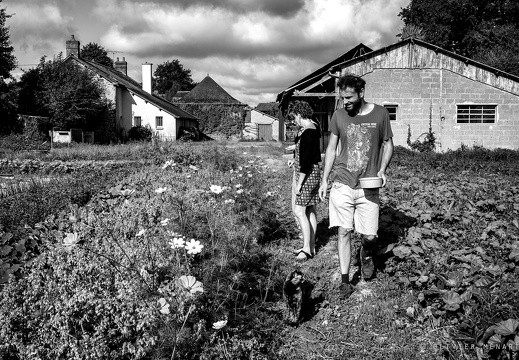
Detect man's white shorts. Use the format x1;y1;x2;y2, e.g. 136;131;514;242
328;182;379;236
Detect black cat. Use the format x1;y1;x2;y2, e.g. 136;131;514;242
283;270;312;325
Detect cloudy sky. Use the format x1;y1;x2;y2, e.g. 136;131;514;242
6;0;410;106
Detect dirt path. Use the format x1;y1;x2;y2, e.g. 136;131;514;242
244;142;438;360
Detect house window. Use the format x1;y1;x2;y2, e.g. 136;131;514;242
457;105;496;124
134;116;141;127
384;105;398;121
156;116;163;128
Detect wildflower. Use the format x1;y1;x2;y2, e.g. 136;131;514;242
210;185;224;194
266;191;274;197
140;267;150;280
120;189;135;196
178;275;204;294
212;320;228;330
235;184;242;188
185;239;203;255
248;160;254;164
224;199;235;204
158;298;170;314
160;218;170;226
63;232;79;251
236;189;244;195
136;229;146;237
189;165;199;171
242;152;247;155
155;187;169;194
247;173;252;178
162;160;177;169
169;236;185;249
238;166;243;171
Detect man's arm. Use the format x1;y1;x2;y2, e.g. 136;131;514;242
318;132;339;201
377;137;394;187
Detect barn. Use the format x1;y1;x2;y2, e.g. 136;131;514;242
277;38;519;151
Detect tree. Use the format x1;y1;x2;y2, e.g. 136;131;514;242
0;0;17;134
399;0;519;76
0;0;16;79
153;59;196;100
80;42;114;67
17;64;48;117
38;53;113;130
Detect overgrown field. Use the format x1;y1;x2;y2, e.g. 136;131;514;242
0;142;518;360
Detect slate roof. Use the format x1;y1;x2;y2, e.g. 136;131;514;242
255;102;278;113
179;75;243;104
65;55;198;120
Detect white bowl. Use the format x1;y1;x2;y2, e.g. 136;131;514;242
359;177;383;189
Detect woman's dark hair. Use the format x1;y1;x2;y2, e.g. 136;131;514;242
337;74;366;93
287;100;314;120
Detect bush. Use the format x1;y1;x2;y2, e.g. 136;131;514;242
128;125;153;142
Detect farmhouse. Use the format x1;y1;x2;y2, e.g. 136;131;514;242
277;38;519;151
175;75;248;138
64;35;198;142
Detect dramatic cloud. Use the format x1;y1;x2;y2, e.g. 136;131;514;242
8;0;410;104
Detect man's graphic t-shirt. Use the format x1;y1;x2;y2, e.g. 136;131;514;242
329;104;393;189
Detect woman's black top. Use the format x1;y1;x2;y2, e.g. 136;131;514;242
294;128;321;174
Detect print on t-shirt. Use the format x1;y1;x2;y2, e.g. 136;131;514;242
346;123;371;172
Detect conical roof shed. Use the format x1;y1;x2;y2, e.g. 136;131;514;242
179;75;242;104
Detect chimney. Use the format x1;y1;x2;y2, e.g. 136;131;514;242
142;62;153;94
115;57;127;75
66;34;80;57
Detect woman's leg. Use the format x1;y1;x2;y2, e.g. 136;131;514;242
294;204;312;259
291;172;303;240
306;205;317;255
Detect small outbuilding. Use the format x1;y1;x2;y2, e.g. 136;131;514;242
243;109;283;141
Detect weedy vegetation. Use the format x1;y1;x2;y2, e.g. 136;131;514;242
0;141;518;359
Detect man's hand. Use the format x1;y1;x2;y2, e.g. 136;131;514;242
318;181;328;201
377;171;387;187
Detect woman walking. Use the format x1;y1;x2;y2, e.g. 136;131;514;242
287;100;321;261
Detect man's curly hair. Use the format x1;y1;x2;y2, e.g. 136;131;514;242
287;100;314;120
337;74;366;93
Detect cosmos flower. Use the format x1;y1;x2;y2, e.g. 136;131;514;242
158;298;170;314
185;239;203;255
136;229;146;237
160;218;170;226
178;275;204;294
63;232;79;251
210;185;224;194
161;160;177;169
212;320;228;330
155;187;169;194
224;199;235;204
236;189;244;195
169;236;185;249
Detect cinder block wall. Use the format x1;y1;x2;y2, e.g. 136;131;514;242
364;68;519;150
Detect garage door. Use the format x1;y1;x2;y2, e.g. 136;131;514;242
258;124;272;141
